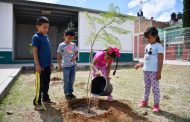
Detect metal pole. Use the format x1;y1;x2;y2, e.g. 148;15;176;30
164;30;166;61
137;17;140;60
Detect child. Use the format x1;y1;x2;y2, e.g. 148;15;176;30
32;16;54;111
57;30;78;100
91;47;120;101
134;27;164;112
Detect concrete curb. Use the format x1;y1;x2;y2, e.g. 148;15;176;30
0;67;23;102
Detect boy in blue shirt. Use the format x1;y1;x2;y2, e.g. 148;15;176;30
57;30;78;100
32;16;53;111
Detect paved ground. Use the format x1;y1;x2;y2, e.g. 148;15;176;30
0;65;22;101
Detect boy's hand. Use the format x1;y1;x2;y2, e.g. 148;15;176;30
36;64;41;73
134;63;142;70
58;67;62;71
71;56;77;62
51;63;54;70
157;72;161;80
58;66;62;71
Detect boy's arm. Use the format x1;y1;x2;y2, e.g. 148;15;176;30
33;47;41;73
57;52;62;71
71;51;78;62
157;53;163;80
71;44;78;62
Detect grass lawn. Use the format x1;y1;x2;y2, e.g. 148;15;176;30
0;64;190;122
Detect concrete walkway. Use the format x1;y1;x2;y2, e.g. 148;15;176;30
0;64;23;101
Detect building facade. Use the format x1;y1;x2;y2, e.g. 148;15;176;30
0;1;134;64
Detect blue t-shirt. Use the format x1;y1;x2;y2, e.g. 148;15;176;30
32;33;51;68
143;42;164;72
57;42;78;67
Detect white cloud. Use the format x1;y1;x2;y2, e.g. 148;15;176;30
142;0;176;18
127;12;136;16
157;12;171;22
128;0;149;9
128;0;177;21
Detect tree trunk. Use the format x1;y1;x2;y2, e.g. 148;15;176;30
183;0;190;61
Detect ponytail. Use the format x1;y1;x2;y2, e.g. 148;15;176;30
156;36;161;43
113;58;119;76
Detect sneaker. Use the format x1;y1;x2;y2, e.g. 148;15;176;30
34;104;45;111
107;95;113;101
152;104;160;112
138;101;148;108
65;94;71;100
43;99;55;104
70;93;76;100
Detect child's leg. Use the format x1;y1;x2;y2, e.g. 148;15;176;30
33;72;42;106
42;67;51;101
69;65;76;94
63;67;71;95
143;71;151;102
150;72;160;105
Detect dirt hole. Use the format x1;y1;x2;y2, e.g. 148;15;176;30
57;98;148;122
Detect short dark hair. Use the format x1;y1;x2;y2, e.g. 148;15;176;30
64;30;75;36
36;16;49;26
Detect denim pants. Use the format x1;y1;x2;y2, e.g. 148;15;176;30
63;65;76;95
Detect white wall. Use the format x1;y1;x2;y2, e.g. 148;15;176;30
78;11;134;53
0;2;13;51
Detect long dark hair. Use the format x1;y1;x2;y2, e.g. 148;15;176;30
144;27;160;43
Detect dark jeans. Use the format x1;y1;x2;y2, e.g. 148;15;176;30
33;66;51;105
63;65;76;95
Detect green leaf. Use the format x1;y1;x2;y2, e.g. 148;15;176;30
109;26;130;34
92;16;105;24
100;31;122;48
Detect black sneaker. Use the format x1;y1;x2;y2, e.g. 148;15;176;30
65;94;71;100
43;99;55;104
70;93;76;100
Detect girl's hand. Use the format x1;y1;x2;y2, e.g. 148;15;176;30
107;77;111;82
36;64;41;73
157;72;161;80
95;71;101;76
134;64;141;70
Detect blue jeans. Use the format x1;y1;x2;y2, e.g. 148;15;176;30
63;65;76;95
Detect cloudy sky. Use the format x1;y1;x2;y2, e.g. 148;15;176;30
30;0;183;22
